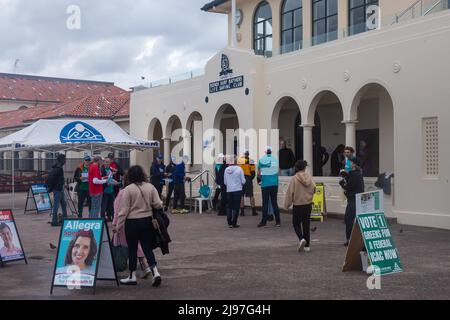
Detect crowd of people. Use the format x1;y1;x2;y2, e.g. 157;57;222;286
43;141;366;286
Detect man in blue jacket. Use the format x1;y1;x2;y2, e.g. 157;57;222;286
172;156;190;214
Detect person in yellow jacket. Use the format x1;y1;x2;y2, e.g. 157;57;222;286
238;151;258;217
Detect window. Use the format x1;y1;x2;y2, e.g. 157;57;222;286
281;0;303;53
254;1;273;57
312;0;338;46
423;117;439;177
349;0;379;36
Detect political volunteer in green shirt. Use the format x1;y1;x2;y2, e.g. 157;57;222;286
257;147;281;228
74;156;92;218
101;158;116;221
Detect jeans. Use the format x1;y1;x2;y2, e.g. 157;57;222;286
293;204;312;246
218;185;227;215
173;183;186;210
227;191;242;226
212;187;222;210
280;168;294;177
77;189;91;218
345;197;357;241
52;191;67;225
261;186;280;225
165;183;174;208
90;194;103;218
101;192;115;220
125;217;157;272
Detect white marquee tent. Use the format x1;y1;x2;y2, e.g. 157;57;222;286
0;119;159;208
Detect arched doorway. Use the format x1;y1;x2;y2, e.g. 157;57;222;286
165;115;183;163
351;83;394;177
308;91;345;177
186;112;203;170
214;104;240;157
147;118;163;171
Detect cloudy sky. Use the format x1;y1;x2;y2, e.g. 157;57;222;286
0;0;228;89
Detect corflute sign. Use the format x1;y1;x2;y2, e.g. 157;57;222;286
209;54;244;94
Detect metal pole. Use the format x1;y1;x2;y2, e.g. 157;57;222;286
231;0;237;47
11;144;15;210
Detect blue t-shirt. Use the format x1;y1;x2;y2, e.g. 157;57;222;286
258;155;279;188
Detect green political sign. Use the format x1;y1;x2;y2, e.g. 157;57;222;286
357;212;403;276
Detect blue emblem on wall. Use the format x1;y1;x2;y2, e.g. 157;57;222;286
60;121;106;144
219;54;233;77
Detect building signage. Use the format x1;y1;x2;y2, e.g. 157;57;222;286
209;54;244;94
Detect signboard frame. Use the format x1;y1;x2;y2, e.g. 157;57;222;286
0;209;28;267
24;184;53;214
50;218;119;295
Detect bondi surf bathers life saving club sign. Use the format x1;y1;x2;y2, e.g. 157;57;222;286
209;54;244;94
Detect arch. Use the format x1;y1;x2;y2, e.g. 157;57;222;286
306;88;344;125
253;1;273;56
186;111;203;131
213;104;240;157
147;118;163;163
186;111;204;169
165;115;182;138
148;118;163;140
271;95;302;129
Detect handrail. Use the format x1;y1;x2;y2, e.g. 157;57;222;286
392;0;422;24
424;0;443;16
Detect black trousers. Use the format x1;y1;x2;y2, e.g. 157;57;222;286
77;189;91;218
125;217;157;272
212;187;222;210
101;192;115;220
261;186;280;225
218;185;227;215
165;183;174;208
173;183;186;209
345;198;357;241
292;204;312;246
227;191;242;226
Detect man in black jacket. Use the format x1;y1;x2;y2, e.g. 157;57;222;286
339;157;365;246
164;156;177;212
46;154;67;227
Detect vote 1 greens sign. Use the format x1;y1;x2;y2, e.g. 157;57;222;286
357;212;403;275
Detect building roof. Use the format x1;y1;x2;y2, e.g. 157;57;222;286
0;93;130;130
0;73;127;104
201;0;230;12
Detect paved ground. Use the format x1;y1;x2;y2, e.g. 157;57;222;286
1;193;450;300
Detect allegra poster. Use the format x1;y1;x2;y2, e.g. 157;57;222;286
31;185;52;212
0;210;26;263
53;220;103;288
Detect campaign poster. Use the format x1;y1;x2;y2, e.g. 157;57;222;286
31;185;52;212
356;190;384;215
53;219;103;288
0;210;26;263
311;183;326;220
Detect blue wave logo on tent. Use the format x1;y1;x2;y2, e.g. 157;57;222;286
60;122;106;144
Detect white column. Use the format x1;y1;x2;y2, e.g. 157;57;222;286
163;137;171;165
343;121;358;149
302;125;314;174
183;132;192;165
231;0;237;47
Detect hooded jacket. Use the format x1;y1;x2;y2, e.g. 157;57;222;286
224;165;246;193
284;171;316;209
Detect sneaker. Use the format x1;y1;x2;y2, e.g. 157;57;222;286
233;224;240;229
151;266;162;287
120;272;137;285
344;241;349;247
304;247;311;253
275;223;281;227
257;223;267;228
267;215;274;222
180;209;189;214
252;209;258;216
240;209;245;217
51;222;62;227
228;225;233;229
172;209;180;214
298;239;307;252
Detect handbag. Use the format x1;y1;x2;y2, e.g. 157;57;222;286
111;234;128;272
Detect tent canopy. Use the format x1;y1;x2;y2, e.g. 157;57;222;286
0;119;159;153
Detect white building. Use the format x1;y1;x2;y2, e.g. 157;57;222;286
130;0;450;229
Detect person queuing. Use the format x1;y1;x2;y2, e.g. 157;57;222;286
279;139;296;177
313;141;330;177
150;154;166;198
101;158;117;222
343;146;356;173
46;154;68;227
331;144;345;177
339;157;365;246
284;161;316;253
164;156;177;212
212;154;225;212
74;155;91;218
88;156;108;219
113;171;152;279
224;156;246;228
238;151;258;217
215;154;228;216
172;156;190;214
114;165;163;287
108;153;124;197
258;147;281;228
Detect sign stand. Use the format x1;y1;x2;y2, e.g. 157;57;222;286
50;219;119;295
0;210;28;266
342;222;366;272
24;185;53;215
64;188;78;217
311;183;326;222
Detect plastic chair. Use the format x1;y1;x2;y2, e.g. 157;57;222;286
194;184;213;214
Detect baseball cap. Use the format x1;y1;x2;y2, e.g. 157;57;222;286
157;153;164;160
83;155;91;161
